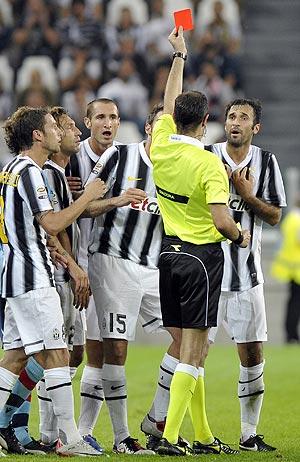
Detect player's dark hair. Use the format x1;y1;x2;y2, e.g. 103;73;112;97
86;98;119;119
4;106;49;155
173;91;208;133
225;98;262;126
146;102;164;126
50;106;69;129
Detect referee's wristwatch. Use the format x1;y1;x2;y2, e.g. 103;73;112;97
233;230;244;246
173;51;187;61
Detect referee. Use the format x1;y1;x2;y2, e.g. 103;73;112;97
151;28;251;456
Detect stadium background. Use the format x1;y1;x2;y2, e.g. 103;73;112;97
0;0;299;346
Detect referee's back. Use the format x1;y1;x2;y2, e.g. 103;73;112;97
151;114;229;246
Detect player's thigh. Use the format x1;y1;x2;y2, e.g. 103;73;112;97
139;266;164;334
208;291;232;343
227;284;267;343
85;295;102;341
56;281;76;350
7;287;67;356
89;253;142;341
2;300;23;352
73;309;86;348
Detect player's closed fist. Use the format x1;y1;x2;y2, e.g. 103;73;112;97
84;179;107;200
239;229;251;248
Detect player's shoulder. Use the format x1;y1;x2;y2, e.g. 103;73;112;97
12;156;41;177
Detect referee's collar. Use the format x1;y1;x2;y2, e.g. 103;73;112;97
169;134;204;149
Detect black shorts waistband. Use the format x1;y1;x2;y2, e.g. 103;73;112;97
163;235;222;249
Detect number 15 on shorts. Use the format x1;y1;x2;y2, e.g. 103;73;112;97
109;313;127;334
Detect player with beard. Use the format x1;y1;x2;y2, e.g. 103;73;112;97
207;99;286;452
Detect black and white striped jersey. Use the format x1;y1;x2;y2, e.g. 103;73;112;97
67;138;99;271
87;142;162;269
67;138;122;271
43;159;80;283
206;142;287;291
0;156;55;298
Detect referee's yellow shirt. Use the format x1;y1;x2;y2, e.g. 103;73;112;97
151;114;229;245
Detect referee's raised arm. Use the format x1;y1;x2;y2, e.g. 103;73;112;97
163;27;187;115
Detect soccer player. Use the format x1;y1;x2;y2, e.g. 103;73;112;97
1;106;91;454
0;107;106;456
85;103;184;455
38;106;96;449
66;98;120;446
150;28;250;456
207;98;286;451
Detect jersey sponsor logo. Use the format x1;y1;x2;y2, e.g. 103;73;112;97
158;188;175;200
228;194;250;212
128;197;160;215
37;185;49;200
157;186;189;204
127;176;142;181
0;171;20;187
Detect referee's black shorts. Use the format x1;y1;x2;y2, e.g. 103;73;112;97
158;236;224;329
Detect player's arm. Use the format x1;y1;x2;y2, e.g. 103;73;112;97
232;167;282;226
36;179;107;235
47;235;90;309
163;27;187;115
82;188;147;218
210;204;250;248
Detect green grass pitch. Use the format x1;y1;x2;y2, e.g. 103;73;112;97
2;344;299;461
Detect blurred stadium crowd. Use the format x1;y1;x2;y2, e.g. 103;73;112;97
0;0;244;141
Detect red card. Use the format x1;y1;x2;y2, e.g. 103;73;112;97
174;8;194;31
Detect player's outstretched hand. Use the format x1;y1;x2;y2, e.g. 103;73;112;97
114;188;147;207
84;178;107;201
168;26;187;54
239;229;251;248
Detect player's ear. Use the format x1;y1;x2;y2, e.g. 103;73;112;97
202;113;209;126
253;123;260;135
145;122;151;136
84;117;91;129
32;129;43;142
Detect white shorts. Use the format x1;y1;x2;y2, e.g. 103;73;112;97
89;253;163;341
209;284;267;344
73;309;86;346
3;287;67;355
56;281;76;350
85;295;102;341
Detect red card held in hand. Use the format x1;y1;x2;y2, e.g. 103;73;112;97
173;8;194;31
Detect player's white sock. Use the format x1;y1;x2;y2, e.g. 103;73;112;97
0;367;18;410
78;365;104;436
238;361;265;442
44;367;81;445
37;378;58;444
148;353;179;422
102;364;129;446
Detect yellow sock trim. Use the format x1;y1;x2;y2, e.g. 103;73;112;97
163;371;196;444
188;375;214;444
